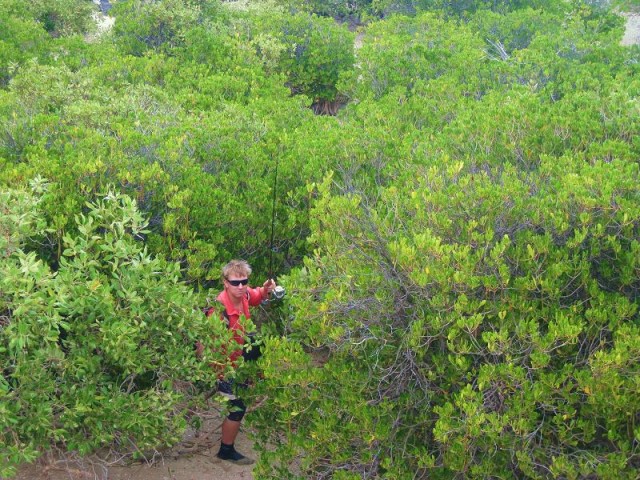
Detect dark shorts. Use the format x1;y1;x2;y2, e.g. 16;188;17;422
218;379;247;421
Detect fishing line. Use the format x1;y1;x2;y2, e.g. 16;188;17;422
268;150;279;280
267;150;286;301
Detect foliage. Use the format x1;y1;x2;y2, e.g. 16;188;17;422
0;0;98;38
236;9;355;103
111;0;211;56
252;156;640;479
269;0;571;20
0;184;231;477
246;3;640;479
616;0;640;9
0;6;315;283
291;0;375;21
0;3;50;86
1;0;640;477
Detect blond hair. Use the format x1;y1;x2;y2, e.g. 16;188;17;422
222;259;252;280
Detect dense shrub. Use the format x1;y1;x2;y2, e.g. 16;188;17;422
236;9;355;104
0;183;231;477
0;0;97;38
247;3;640;479
252;154;640;479
1;0;639;478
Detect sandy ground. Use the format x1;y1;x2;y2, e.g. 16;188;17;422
14;413;257;480
621;12;640;46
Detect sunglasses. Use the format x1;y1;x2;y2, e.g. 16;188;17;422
226;278;249;286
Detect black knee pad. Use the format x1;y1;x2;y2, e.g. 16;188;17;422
227;397;246;421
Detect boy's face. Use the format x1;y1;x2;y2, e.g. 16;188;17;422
224;273;249;301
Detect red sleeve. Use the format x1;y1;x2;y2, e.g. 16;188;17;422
247;286;267;306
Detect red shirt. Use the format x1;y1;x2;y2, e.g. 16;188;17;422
215;286;268;364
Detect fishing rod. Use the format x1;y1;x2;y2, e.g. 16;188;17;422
268;150;285;301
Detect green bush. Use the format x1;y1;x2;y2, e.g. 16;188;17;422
0;182;231;477
0;37;314;282
251;151;640;478
2;1;640;477
247;3;640;478
239;10;355;103
111;0;212;56
0;0;97;38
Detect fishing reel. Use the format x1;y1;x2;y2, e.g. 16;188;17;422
272;285;286;300
262;285;286;305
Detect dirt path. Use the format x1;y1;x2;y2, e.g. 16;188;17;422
15;414;257;480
